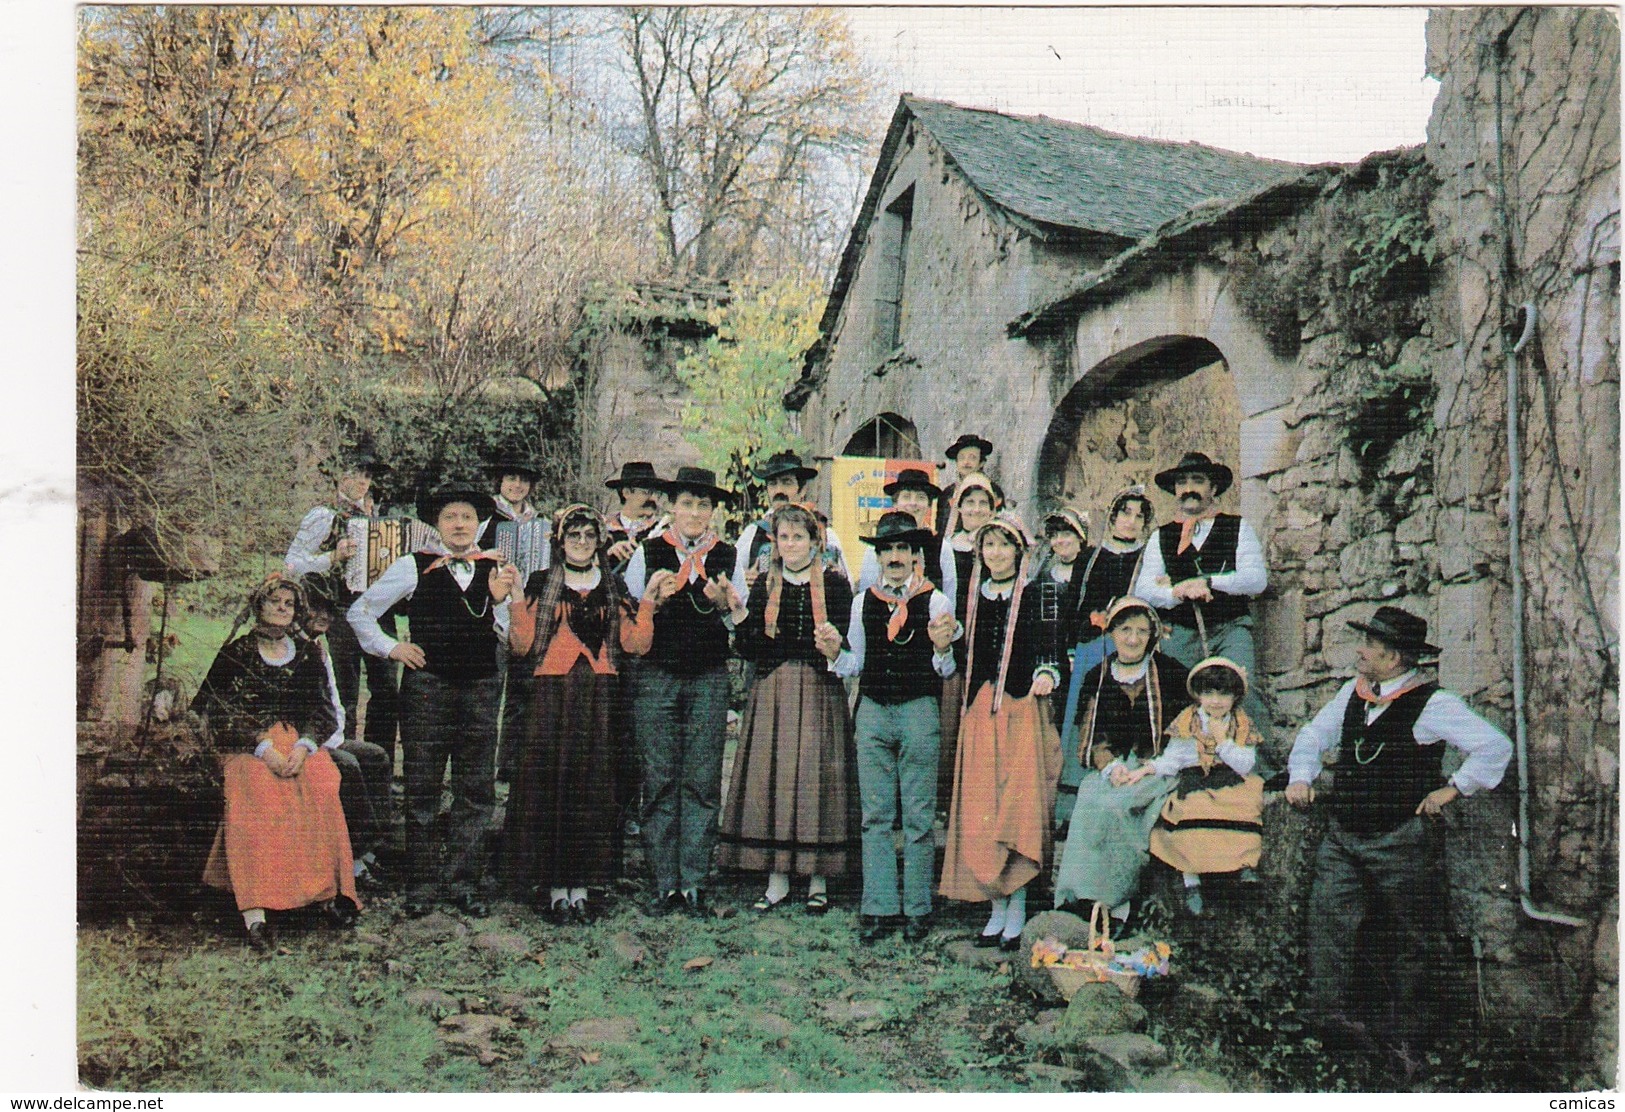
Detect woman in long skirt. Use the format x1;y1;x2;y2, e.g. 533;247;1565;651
193;574;358;952
939;514;1062;951
719;503;857;912
1052;596;1189;927
503;503;658;923
938;474;1002;808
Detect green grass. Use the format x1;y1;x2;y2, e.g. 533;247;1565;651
78;890;1032;1092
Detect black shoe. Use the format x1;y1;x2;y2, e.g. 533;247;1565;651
455;891;490;918
245;920;276;954
644;890;681;917
320;900;359;930
858;915;895;944
570;899;595;925
902;914;932;943
683;889;709;919
544;899;571;926
973;931;1003;948
998;934;1022;952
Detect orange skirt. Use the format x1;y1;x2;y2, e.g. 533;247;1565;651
203;723;360;912
939;687;1061;901
1149;773;1264;875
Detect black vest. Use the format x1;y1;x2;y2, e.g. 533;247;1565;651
1330;682;1442;836
641;536;737;674
407;552;500;683
1155;515;1249;628
858;589;942;706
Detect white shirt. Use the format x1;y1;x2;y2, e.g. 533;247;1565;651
284;495;371;578
317;640;346;749
1152;709;1257;777
830;575;957;679
1134;516;1267;610
347;552;511;660
1287;671;1513;796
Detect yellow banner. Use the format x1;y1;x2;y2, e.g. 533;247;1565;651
830;456;937;574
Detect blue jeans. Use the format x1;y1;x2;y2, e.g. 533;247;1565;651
399;669;499;895
634;664;730;893
853;696;940;917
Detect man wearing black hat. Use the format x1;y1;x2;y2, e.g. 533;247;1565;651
732;450;850;590
285;444;402;766
823;510;959;943
604;462;666;572
621;466;747;917
349;483;522;917
477;455;547;783
934;434;995;538
855;467;955;605
1286;606;1511;1062
1135;451;1270;734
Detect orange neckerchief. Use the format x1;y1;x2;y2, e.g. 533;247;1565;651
663;528;721;585
870;576;936;641
424;549;504;574
1354;673;1430;706
1174;508;1220;555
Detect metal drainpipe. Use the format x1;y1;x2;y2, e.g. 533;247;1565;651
1491;27;1586;929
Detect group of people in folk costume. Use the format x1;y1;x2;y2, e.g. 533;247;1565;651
188;431;1513;1060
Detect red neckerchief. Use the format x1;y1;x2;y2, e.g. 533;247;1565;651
424;549;504;574
1175;508;1220;555
1354;673;1429;706
663;528;720;585
869;576;936;641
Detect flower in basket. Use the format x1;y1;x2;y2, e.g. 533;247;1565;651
1029;938;1068;967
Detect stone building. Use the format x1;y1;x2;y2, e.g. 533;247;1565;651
790;10;1618;1083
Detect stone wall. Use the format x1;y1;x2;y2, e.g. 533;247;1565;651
1425;6;1620;1078
796;120;1109;511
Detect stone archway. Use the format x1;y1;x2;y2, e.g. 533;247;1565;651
1037;335;1243;524
842;412;924;460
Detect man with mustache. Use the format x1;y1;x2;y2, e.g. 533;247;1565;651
732;450;850;590
604;462;667;573
1134;451;1270;737
821;511;958;944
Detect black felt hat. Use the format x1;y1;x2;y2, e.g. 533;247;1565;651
664;465;734;505
882;467;942;499
753;450;819;486
1348;606;1442;660
325;441;391;478
605;461;664;491
1154;451;1234;496
484;454;542;482
859;510;935;551
417;482;497;526
944;434;994;461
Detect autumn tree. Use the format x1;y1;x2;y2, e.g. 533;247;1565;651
675;278;824;525
611;7;874;283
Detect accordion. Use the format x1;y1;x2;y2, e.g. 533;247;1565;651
343;517;443;592
491;519;551;581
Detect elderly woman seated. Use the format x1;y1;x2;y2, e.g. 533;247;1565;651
1052;596;1189;928
192;574;360;952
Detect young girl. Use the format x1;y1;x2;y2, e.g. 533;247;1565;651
938;515;1062;950
718;504;857;912
1139;656;1264;915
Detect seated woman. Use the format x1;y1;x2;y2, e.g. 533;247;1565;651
193;575;359;952
938;514;1062;951
1052;596;1188;927
502;504;659;924
1140;657;1263;915
719;503;857;913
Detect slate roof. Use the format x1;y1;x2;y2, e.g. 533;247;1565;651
905;96;1301;241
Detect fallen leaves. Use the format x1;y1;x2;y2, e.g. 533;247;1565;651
682;955;714;972
438;1012;514;1066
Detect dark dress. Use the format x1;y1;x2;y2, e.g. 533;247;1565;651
938;543;978;803
718;570;858;875
501;570;652;894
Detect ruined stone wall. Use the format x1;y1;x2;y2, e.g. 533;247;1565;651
1425;6;1620;1078
799;122;1106;511
579;327;708;503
